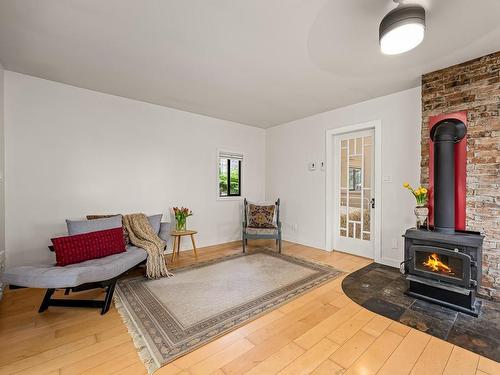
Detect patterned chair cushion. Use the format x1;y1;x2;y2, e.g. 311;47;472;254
245;227;277;235
248;204;275;228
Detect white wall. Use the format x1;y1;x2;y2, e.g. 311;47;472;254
5;72;265;266
0;63;5;296
266;87;421;266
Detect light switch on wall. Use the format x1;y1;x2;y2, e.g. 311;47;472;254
383;175;392;183
391;238;398;249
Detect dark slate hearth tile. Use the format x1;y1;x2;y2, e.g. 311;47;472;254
410;299;458;322
362;297;406;320
377;283;415;309
344;262;379;279
358;270;395;290
370;265;402;280
341;280;373;305
454;300;500;340
399;308;454;340
447;325;500;362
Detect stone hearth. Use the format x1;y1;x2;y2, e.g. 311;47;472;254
342;263;500;362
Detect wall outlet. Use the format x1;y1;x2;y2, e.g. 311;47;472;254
391;238;398;249
292;223;298;232
308;162;316;171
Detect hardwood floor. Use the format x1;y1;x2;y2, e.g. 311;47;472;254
0;240;499;375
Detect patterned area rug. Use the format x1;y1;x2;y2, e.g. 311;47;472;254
114;249;342;373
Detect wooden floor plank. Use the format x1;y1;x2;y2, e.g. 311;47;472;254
378;328;431;375
327;307;375;345
478;356;500;375
278;338;340;375
293;302;360;349
188;338;254;375
410;337;454;375
330;329;376;369
244;342;305;375
361;314;392;337
443;345;480;375
310;359;345;375
343;330;404;375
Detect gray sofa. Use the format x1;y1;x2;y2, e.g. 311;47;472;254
2;218;171;315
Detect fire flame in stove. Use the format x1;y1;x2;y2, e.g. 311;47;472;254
423;253;453;274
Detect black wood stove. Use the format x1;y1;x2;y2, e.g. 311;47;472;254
403;119;484;316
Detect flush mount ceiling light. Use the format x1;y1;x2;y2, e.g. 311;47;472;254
379;3;425;55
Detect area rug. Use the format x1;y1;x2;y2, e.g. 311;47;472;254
114;249;342;373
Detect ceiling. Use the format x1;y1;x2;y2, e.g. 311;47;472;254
0;0;499;128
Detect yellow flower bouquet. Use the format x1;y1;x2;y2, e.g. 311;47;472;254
403;183;428;206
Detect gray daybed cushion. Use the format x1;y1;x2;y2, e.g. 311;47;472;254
147;214;163;235
67;215;123;235
2;246;147;289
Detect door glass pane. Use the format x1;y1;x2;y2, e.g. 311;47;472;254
363;188;371;233
340;147;347;188
363;137;372;188
340;188;347;236
355;223;361;239
340;189;347;229
337;132;373;242
355;137;362;154
349;155;362;191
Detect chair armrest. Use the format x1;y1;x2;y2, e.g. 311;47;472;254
159;222;171;242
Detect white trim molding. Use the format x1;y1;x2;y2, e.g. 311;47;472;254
325;120;382;264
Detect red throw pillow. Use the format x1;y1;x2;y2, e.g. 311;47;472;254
52;227;126;266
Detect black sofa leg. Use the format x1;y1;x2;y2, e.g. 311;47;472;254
101;281;116;315
39;288;55;313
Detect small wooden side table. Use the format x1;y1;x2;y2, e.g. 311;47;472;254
170;230;198;261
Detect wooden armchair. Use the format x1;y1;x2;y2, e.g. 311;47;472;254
242;198;282;253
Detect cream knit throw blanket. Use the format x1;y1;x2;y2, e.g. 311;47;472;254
123;213;173;279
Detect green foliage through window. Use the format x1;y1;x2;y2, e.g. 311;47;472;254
219;157;241;197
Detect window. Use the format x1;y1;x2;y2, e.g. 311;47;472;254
218;151;242;197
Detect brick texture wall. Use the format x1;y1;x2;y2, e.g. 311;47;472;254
421;52;500;300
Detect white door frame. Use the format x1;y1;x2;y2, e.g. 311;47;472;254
325;120;382;262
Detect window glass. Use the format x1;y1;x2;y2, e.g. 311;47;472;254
218;152;242;197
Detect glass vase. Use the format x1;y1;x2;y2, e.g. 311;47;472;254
175;217;186;231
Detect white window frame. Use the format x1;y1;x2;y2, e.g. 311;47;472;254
216;149;244;201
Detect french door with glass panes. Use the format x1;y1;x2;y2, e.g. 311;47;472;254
333;129;375;258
